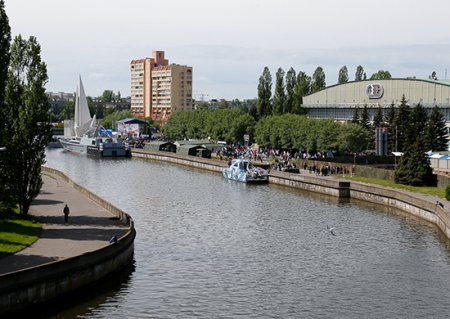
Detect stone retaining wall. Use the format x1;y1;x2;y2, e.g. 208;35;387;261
0;168;136;316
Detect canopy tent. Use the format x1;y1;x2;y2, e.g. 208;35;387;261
115;118;149;125
115;118;150;137
430;153;446;159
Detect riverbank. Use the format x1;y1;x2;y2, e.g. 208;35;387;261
132;149;450;240
0;167;136;316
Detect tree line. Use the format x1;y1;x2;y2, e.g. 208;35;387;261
350;95;447;154
163;108;256;143
0;1;51;215
256;65;393;119
163;108;371;155
49;89;128;123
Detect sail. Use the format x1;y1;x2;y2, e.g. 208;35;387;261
74;76;94;137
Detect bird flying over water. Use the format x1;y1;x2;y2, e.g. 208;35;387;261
327;225;337;236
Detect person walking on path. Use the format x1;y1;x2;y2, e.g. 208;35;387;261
63;204;70;224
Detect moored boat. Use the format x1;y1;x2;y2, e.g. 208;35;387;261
60;77;130;157
59;126;131;157
223;158;269;183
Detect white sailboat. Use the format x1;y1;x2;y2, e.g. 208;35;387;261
59;77;131;157
74;76;96;138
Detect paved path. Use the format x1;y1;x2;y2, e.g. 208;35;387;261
0;172;129;274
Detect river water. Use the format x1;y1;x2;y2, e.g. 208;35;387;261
43;149;450;318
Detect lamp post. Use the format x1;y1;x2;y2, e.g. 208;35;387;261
394;126;398;167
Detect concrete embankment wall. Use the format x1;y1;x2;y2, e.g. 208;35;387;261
0;167;136;316
131;149;450;240
132;149;226;173
349;181;450;239
268;170;351;198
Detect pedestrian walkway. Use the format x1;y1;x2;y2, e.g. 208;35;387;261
0;172;129;274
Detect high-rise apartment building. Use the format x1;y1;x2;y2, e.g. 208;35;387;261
130;51;192;123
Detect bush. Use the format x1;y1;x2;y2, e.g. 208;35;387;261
445;185;450;201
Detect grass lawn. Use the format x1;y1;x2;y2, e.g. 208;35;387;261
0;211;42;257
338;175;446;198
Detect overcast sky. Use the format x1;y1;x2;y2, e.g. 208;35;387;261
5;0;450;100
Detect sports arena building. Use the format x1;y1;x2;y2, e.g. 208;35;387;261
302;79;450;128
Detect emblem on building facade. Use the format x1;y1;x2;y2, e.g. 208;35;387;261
366;83;384;99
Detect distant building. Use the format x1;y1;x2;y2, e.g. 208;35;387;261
130;51;193;123
302;79;450;126
47;92;75;101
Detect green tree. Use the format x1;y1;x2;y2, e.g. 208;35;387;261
372;105;384;129
257;67;272;118
164;109;255;144
186;109;207;139
285;67;296;114
254;116;272;146
394;136;433;186
100;109;133;129
102;90;114;102
230;98;242;110
386;102;397;153
243;99;258;119
317;120;340;152
4;35;52;216
61;99;75;120
291;115;309;150
352;107;360;124
0;0;10;143
311;66;326;93
206;109;255;142
163;111;189;139
86;96;96;118
292;71;310;114
370;70;392;80
305;120;320;153
394;95;411;152
272;67;286;115
219;99;230;108
230;112;256;144
360;104;370;130
355;65;364;81
338;123;371;154
409;102;428;141
425;105;448;151
0;0;11;210
338;65;349;84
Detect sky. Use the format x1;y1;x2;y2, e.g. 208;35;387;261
5;0;450;100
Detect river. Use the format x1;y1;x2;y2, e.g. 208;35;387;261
43;149;450;318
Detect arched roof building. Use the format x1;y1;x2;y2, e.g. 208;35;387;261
302;79;450;126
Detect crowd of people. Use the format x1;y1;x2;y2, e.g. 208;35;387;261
217;144;349;176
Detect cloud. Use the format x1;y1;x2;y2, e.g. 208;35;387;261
88;73;109;79
6;0;450;99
